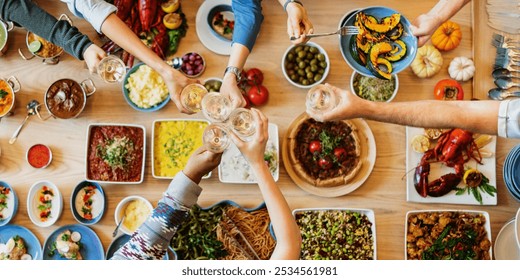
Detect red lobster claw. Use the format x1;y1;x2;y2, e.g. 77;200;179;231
427;173;461;197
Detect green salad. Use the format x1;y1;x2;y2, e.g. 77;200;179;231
352;74;396;102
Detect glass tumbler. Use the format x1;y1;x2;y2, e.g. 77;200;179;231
180;83;208;113
227;108;256;141
201;92;232;123
305;84;339;115
203;123;231;153
97;55;126;83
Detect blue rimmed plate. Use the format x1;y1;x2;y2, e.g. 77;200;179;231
43;224;104;260
122;62;170;112
70;181;106;225
0;181;17;226
206;4;234;42
340;6;418;78
0;225;42;260
105;234;172;260
196;0;233;55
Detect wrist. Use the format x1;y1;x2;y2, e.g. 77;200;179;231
224;66;242;84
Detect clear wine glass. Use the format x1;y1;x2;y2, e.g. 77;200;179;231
227;108;256;141
201;92;232;123
97;55;126;83
305;84;339;115
180;83;208;113
203;123;231;153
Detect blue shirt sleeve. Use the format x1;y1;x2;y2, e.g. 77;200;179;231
232;0;264;52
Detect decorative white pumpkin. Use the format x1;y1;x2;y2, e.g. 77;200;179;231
448;56;475;82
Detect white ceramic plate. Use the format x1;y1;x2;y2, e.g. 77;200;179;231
494;219;520;260
515;207;520;251
85;123;146;184
27;180;62;227
404;210;492;260
219;123;279;184
196;0;232;55
405;126;497;205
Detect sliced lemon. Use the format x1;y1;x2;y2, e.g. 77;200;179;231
424;128;447;140
28;40;42;53
71;231;82;242
161;0;180;14
163;13;182;30
474;134;492;149
411;134;430;153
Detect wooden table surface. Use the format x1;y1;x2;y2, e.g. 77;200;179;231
1;0;519;260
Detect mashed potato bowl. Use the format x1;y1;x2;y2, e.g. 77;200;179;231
114;196;153;236
122;63;170;112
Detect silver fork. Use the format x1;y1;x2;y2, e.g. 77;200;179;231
290;26;359;41
492;33;520;50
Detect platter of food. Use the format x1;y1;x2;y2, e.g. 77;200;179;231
405;210;492;260
0;225;42;260
282;113;376;197
152;119;210;179
196;0;233;55
293;208;376;260
27;180;62;227
219;123;279;184
85;123;146;184
405;126;497;205
43;224;104;260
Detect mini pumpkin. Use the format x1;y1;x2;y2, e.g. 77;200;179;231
410;45;443;78
431;21;462;51
448;56;475;82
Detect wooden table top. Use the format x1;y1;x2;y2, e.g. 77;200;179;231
1;0;519;260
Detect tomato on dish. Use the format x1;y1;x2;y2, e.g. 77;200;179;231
318;157;333;170
333;147;348;161
434;79;464;100
309;140;322;154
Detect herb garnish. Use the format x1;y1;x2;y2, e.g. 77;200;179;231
455;170;496;205
422;225;478;260
0;89;8;99
318;130;343;156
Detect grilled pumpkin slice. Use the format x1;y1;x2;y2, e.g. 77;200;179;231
386;40;407;62
364;13;401;33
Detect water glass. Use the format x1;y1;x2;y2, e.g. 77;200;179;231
305;84;339;115
227;108;256;141
180;83;208;113
201;92;232;123
203;123;231;153
97;55;126;83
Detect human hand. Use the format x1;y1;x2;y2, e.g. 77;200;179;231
306;83;365;122
286;3;313;44
229;108;268;166
161;67;200;114
221;74;247;109
411;13;441;47
83;44;106;74
183;146;222;184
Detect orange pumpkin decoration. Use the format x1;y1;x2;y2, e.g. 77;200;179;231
431;21;462;51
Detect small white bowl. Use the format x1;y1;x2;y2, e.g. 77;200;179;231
282;42;330;89
27;180;62;227
114;196;153;236
350;71;398;102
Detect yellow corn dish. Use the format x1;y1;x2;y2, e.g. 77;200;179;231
125;64;168;108
153;120;208;178
123;200;151;233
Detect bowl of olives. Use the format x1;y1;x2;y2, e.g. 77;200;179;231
203;77;223;92
282;42;330;89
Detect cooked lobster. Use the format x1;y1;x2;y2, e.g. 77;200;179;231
414;128;483;198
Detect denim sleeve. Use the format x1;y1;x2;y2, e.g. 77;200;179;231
60;0;116;33
232;0;264;52
0;0;92;60
498;99;520;139
110;172;202;260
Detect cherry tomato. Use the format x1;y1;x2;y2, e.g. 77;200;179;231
434;79;464;100
247;85;269;106
318;157;333;170
245;68;264;86
333;147;348;161
309;140;322;154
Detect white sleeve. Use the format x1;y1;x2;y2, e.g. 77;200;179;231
61;0;117;33
498;99;520;139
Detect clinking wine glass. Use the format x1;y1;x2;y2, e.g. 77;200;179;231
203;123;231;153
201;92;232;123
181;83;208;113
305;84;339;115
227;108;256;141
97;55;126;83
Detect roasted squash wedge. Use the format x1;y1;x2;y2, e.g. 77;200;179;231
369;42;393;65
364;13;401;33
368;57;393;80
386;40;406;62
387;22;403;40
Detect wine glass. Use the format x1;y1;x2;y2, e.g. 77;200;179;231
305;84;339;115
97;55;126;83
227;108;256;141
203;123;231;153
180;83;208;113
201;92;232;123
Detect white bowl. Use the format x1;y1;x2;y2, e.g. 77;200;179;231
350;71;398;102
114;196;153;236
282;42;330;89
27;180;62;227
0;181;18;226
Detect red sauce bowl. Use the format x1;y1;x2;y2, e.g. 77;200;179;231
26;144;52;168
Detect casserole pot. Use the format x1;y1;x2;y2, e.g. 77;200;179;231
0;20;14;56
0;76;21;118
44;78;96;119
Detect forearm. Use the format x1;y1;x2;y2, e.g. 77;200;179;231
250;161;301;260
360;100;499;135
427;0;471;25
232;0;263;51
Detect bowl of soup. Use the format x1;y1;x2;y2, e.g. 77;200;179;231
44;78;96;119
0;20;13;56
0;76;20;118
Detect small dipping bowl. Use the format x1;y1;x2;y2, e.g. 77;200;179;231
26;144;52;168
114;196;153;236
180;52;206;78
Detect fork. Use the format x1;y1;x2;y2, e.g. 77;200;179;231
290;26;359;41
492;33;520;50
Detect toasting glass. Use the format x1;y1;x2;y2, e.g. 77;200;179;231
227;108;256;141
201;92;232;123
305;84;339;115
203;123;231;153
180;83;208;113
97;55;126;83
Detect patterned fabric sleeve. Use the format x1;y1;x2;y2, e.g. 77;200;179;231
111;172;202;260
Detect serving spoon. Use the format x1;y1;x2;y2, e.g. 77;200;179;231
112;214;126;237
488;87;520;100
494;76;520;89
9;100;40;144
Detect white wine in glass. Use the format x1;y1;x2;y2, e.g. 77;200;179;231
97;55;126;83
203;123;231;153
228;108;255;141
305;84;338;115
201;92;232;123
181;84;208;113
